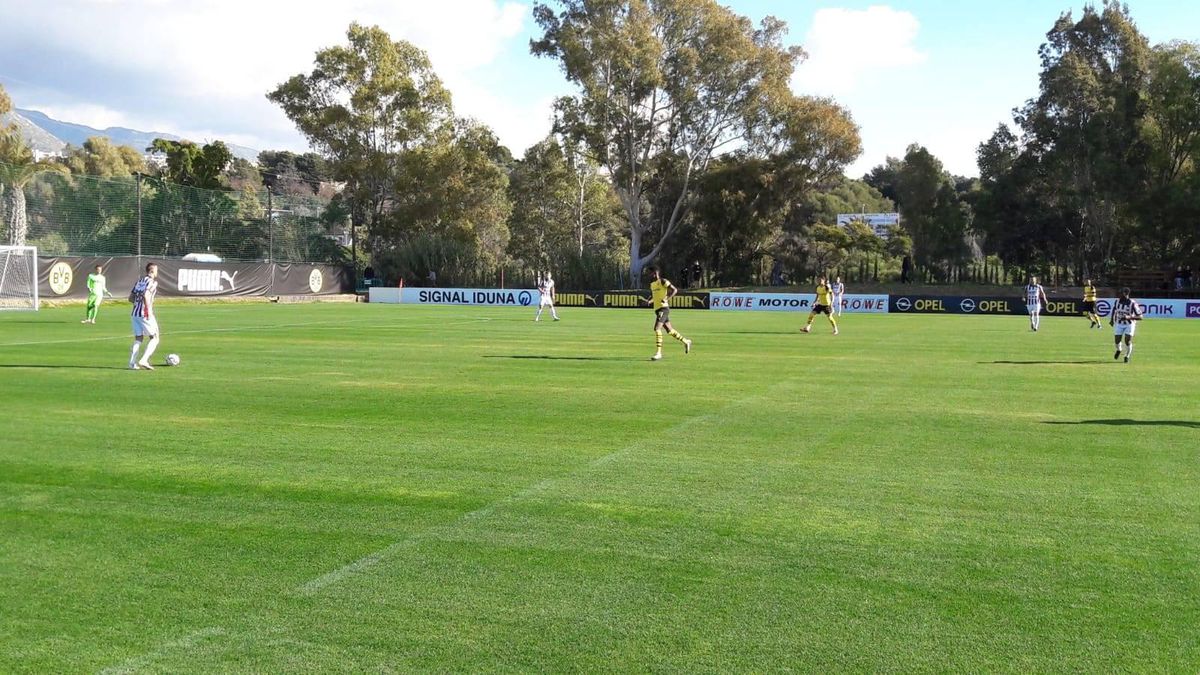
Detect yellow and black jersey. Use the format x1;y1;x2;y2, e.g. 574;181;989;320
1083;284;1097;302
815;283;833;307
650;279;674;308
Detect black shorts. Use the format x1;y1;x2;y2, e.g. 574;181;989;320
1082;301;1096;312
654;307;671;325
812;304;832;315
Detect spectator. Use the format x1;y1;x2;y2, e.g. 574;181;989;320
770;260;784;286
901;256;913;284
427;269;437;287
1184;265;1193;289
681;265;691;289
691;261;703;288
1175;267;1185;291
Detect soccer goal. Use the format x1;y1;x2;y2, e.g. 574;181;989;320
0;245;39;311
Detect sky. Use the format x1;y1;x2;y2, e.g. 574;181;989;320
0;0;1197;178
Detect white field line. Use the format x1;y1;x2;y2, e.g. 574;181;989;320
98;626;227;675
294;382;789;597
0;316;491;348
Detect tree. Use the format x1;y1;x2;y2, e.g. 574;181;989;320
258;150;331;195
862;157;903;206
147;139;232;189
686;95;860;284
507;137;576;269
0;94;68;245
62;137;146;177
392;119;512;264
1012;2;1152;278
507;136;624;273
796;176;894;228
532;0;805;283
268;23;452;241
1133;41;1200;266
880;144;973;275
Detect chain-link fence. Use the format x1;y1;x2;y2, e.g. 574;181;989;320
2;161;345;264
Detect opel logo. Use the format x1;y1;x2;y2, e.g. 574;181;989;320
895;297;912;311
960;298;976;313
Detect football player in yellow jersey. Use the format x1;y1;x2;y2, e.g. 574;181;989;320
1081;278;1101;328
644;266;692;361
801;275;839;335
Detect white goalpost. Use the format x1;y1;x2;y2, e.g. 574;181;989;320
0;245;39;311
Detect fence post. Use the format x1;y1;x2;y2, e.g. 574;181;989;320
266;188;273;263
135;172;142;259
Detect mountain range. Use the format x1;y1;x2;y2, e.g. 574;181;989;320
0;108;259;162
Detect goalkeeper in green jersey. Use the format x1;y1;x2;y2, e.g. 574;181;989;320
82;264;113;324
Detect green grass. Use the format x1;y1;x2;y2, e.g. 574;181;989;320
2;303;1198;672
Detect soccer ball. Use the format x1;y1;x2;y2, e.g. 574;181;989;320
165;353;181;366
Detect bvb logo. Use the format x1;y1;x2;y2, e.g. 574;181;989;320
308;268;324;293
48;262;74;295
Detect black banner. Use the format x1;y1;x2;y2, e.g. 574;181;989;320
552;290;709;309
888;294;1086;316
39;256;351;300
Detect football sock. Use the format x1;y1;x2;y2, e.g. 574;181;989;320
86;301;98;321
129;341;141;365
1125;343;1134;358
141;335;159;364
655;330;664;351
535;307;543;320
668;328;685;342
829;316;838;329
551;309;559;319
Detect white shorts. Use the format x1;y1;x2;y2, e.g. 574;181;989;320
132;315;160;337
1027;303;1041;314
539;296;554;307
1114;322;1136;337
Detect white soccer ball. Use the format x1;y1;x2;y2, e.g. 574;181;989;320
166;353;181;367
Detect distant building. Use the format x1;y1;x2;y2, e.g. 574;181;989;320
31;149;65;162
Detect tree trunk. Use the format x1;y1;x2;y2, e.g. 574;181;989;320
6;186;28;246
577;180;585;257
629;225;644;286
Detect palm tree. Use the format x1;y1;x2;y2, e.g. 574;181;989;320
0;131;67;246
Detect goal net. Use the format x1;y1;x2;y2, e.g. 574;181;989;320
0;246;39;311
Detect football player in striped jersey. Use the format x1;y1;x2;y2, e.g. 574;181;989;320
1024;276;1049;331
127;262;161;370
1109;287;1143;363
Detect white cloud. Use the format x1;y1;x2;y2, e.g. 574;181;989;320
0;0;543;153
792;5;927;96
29;103;133;131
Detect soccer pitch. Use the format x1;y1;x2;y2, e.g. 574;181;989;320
2;303;1198;671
